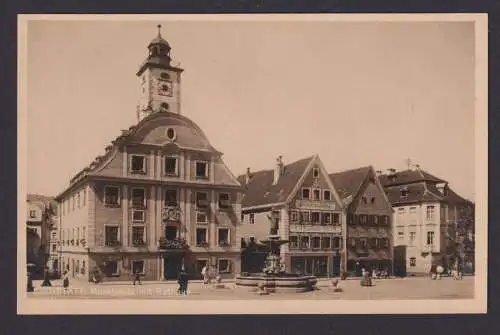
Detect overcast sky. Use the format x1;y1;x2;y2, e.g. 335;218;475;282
25;18;476;201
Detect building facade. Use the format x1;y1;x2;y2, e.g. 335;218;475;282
239;155;345;277
329;167;394;276
26;194;58;276
379;166;475;275
55;26;243;282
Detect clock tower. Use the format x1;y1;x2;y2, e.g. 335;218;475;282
136;25;184;122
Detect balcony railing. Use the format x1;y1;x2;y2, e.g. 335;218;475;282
157;237;189;250
105;240;121;247
132;239;147;247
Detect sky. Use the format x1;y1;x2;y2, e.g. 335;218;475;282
25;18;476;201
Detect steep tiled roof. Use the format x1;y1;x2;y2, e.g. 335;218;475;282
378;168;446;187
329;166;371;200
240;156;314;208
384;182;472;206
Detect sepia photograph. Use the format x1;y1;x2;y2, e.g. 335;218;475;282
18;14;487;314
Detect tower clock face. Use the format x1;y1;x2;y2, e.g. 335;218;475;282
158;80;173;97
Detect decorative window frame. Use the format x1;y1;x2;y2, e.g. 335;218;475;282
218;193;231;210
104;224;121;247
289;210;299;224
289;235;298;249
426;205;436;221
104;186;121;207
196;211;209;224
217;227;231;246
322;212;332;225
426;231;435;245
131;187;147;209
195;227;209;246
163;155;179;176
301;187;311;200
311;211;321;224
196;191;210;209
131;260;146;275
131;225;146;247
311;235;321;249
164;188;179;207
409;257;417;267
323;190;332;201
321;236;331;249
300;211;311;224
195;160;209;179
129;154;147;175
312;188;322;201
217;258;232;274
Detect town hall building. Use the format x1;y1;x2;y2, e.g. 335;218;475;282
55;25;244;282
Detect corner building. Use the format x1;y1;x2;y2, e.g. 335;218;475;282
55;26;243;282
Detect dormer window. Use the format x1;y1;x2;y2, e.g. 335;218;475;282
130;155;146;174
302;188;310;200
400;187;409;199
195;161;208;179
312;168;320;178
312;189;321;201
323;190;331;201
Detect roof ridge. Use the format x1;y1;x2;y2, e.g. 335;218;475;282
422;182;443;200
329;165;372;176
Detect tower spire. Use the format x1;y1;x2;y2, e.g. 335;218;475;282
157;24;162;37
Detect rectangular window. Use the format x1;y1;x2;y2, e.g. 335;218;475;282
240;213;245;222
76;228;80;245
218;193;230;209
302;188;310;200
72;195;75;211
321;236;331;249
164;156;178;175
333;213;340;224
218;228;230;246
132;260;144;274
323;190;331;201
312;167;320;178
409;206;417;215
131;188;146;208
29;210;36;218
332;236;341;249
196;192;209;209
76;193;81;208
311;212;320;224
409;257;416;267
322;212;332;224
164;189;178;207
195;161;208;178
289;210;299;223
359;215;367;225
51;231;57;238
81;260;86;275
105;226;120;246
196;212;208;224
300;236;310;248
218;259;231;274
409;232;416;245
289;236;298;248
312;236;321;249
132;209;145;223
105;261;119;276
397;231;404;240
300;211;310;224
130;155;146;174
427;231;435;245
132;226;145;246
196;228;208;246
398;208;405;215
426;206;436;220
104;186;120;206
360;239;368;249
83;189;86;206
249;213;255;224
52;244;57;252
313;189;321;201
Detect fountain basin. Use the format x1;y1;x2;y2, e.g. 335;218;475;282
235;273;317;293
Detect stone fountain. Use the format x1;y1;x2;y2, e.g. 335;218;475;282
235;212;317;293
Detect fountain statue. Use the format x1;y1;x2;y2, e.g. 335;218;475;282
235;210;317;293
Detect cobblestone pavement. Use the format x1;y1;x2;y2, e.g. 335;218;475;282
27;276;474;300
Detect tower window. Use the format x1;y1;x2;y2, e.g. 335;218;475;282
164;156;178;175
160;72;170;80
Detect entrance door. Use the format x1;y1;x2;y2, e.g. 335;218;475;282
164;254;183;280
393;245;407;277
332;255;341;276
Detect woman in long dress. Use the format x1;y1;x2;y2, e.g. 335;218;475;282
62;270;70;291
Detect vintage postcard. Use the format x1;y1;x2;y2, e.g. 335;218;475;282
18;13;487;314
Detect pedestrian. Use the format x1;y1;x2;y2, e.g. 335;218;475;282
41;266;52;287
178;268;188;295
62;270;70;291
133;269;142;286
201;265;209;284
27;272;34;292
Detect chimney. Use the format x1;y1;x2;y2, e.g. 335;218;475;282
245;167;251;185
273;156;284;185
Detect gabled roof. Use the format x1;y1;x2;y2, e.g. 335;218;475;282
378;168;447;187
329;166;371;200
239;156;315;208
384;182;472;206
